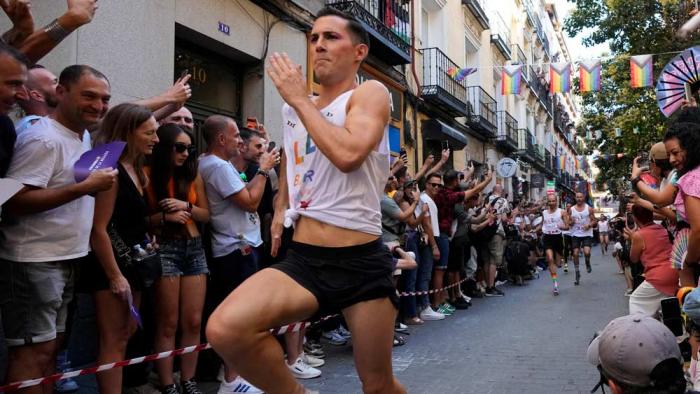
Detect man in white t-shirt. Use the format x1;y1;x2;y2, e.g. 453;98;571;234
0;65;116;389
568;192;598;285
415;172;445;321
197;115;278;393
15;65;58;135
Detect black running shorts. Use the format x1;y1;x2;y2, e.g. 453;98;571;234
271;239;400;317
542;234;564;256
571;236;593;250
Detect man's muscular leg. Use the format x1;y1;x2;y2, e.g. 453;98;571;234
206;268;319;394
343;297;406;394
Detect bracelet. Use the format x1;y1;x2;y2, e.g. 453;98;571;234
631;176;641;187
257;169;270;178
44;18;71;44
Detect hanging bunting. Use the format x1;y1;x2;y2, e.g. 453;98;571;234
550;62;571;93
630;54;654;88
447;66;476;82
502;65;523;95
579;60;602;92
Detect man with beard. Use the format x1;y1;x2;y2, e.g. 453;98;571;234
541;194;569;295
15;64;58;133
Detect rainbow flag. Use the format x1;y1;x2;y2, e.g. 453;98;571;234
579;60;601;92
447;66;476;82
501;65;523;95
630;54;653;88
550;63;571;93
558;155;566;170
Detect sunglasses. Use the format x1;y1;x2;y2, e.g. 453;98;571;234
173;142;196;154
428;182;443;188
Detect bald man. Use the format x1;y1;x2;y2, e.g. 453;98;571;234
15;65;59;134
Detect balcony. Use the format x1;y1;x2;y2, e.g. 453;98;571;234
533;144;546;171
466;86;498;138
326;0;411;65
512;44;529;83
490;12;512;59
496;110;518;152
545;150;553;174
419;48;469;117
523;0;537;27
462;0;489;29
553;102;570;133
517;128;536;163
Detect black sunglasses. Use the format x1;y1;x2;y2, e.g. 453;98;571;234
173;142;196;154
428;182;443;188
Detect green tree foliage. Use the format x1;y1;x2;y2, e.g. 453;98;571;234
564;0;700;195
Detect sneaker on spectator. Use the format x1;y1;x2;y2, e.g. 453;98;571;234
484;287;505;297
452;297;470;310
563;263;569;273
419;306;445;321
287;357;322;379
394;322;409;333
217;376;263;393
55;350;78;393
495;279;508;287
161;384;179;394
181;380;203;394
322;329;347;346
336;325;352;339
461;294;472;305
303;342;325;358
440;302;456;313
302;352;325;368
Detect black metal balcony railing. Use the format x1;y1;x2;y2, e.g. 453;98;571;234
419;48;469;117
523;0;536;27
466;86;498;138
490;12;512;59
517;128;536;162
512;44;528;83
496;110;518;152
545;150;553;172
462;0;489;29
534;144;545;167
326;0;411;65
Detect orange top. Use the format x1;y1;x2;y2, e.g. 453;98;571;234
144;167;197;227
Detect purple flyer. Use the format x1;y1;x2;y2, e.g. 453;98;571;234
74;141;126;183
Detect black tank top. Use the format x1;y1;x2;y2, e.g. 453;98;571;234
112;163;148;247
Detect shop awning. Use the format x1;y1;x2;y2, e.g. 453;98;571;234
422;119;468;150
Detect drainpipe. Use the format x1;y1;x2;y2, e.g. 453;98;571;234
410;0;421;171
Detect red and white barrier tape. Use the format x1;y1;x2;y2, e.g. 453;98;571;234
0;278;471;391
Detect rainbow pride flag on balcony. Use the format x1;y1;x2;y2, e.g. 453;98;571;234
630;54;653;88
501;65;523;95
579;60;601;92
550;62;571;93
447;66;476;82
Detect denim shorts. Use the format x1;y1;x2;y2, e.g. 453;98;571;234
0;258;78;346
159;237;208;277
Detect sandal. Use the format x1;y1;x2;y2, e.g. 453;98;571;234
393;334;406;347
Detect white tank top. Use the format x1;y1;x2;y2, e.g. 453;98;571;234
570;204;593;237
598;220;609;232
282;89;390;236
542;208;564;235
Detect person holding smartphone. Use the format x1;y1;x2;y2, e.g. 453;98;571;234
624;205;678;316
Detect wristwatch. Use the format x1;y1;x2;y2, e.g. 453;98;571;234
631;176;642;187
256;169;270;178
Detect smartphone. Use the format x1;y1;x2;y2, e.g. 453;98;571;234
686;83;693;102
267;141;276;153
660;297;684;336
441;140;450;151
399;147;407;165
637;150;649;170
246;117;259;130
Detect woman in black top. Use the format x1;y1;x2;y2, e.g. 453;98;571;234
89;103;159;394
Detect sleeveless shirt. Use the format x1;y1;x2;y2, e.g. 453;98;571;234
542;208;564;235
282;89;390;236
570;204;593;237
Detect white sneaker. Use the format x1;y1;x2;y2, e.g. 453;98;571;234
419;306;445;321
217;375;263;393
322;329;347;345
302;351;325;368
287;357;322;379
336;325;351;339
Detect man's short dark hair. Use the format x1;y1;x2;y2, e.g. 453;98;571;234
443;169;459;184
631;205;654;225
426;172;442;183
58;65;109;88
316;7;370;48
203;115;235;145
669;106;700;126
0;39;29;66
239;127;263;143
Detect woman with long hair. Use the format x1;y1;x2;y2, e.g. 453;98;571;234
664;122;700;287
145;124;209;394
88;103;159;394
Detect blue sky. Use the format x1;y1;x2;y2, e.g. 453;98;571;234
551;0;611;61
